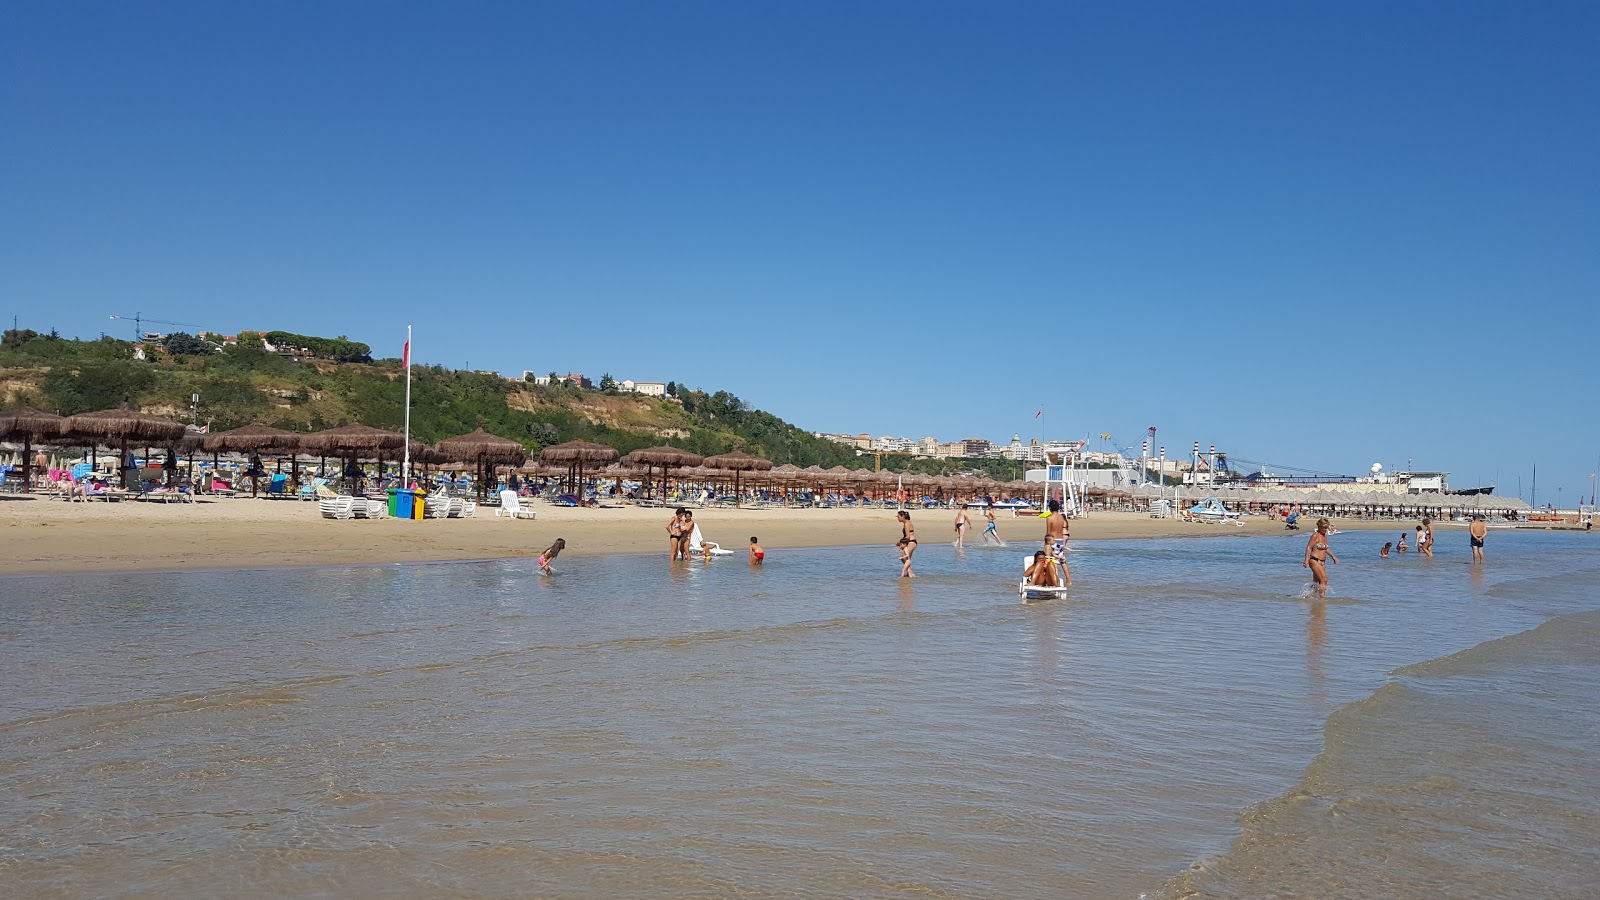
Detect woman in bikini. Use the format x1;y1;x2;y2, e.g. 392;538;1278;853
897;510;917;578
1303;517;1339;599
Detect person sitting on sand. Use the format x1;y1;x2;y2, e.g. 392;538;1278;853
749;536;764;565
1025;551;1061;587
538;538;565;575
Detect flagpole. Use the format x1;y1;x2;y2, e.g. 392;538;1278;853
402;325;412;486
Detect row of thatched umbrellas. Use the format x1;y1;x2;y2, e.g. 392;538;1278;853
3;407;1045;506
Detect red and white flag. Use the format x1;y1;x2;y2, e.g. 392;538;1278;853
402;339;410;369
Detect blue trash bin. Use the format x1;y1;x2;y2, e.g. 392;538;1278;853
389;488;415;519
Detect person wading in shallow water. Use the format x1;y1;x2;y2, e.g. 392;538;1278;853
1469;516;1487;562
897;510;917;578
1304;518;1340;599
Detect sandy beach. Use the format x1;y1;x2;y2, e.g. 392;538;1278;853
0;494;1411;577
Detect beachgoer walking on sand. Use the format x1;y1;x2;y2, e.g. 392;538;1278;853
982;506;1003;545
1043;500;1071;584
667;508;686;560
749;536;764;565
897;511;917;578
1025;550;1061;587
953;505;969;548
1304;518;1339;599
537;538;565;575
1469;516;1487;562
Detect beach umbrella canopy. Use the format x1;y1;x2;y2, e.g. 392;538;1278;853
435;427;527;500
0;407;67;493
623;445;703;499
63;407;187;444
58;406;188;489
435;427;527;466
202;423;303;454
704;450;773;507
0;407;66;441
301;423;408;456
539;439;619;504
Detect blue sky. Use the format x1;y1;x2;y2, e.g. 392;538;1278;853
4;2;1597;503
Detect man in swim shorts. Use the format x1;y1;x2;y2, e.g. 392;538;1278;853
1042;500;1070;584
1469;516;1487;562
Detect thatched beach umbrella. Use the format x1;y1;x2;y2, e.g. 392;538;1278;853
623;445;704;500
0;407;66;493
62;407;187;489
539;439;619;505
436;427;528;501
703;450;773;507
301;424;411;494
204;424;305;496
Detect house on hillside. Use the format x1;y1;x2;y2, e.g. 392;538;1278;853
620;380;666;397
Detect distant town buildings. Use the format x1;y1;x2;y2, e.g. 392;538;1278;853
815;431;1111;462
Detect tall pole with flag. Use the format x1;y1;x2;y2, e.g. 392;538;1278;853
402;326;412;486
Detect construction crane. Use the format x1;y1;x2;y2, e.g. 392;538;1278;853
109;312;200;340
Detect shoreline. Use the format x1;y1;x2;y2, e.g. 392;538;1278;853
1;496;1439;578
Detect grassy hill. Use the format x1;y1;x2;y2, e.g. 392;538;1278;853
0;329;1023;478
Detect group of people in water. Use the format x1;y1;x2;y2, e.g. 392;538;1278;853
664;507;764;565
1306;514;1492;599
896;499;1073;587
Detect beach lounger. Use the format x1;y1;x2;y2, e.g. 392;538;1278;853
319;496;356;519
494;490;537;520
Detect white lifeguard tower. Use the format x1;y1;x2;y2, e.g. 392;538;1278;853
1042;444;1086;516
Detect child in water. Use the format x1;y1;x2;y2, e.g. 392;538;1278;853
1381;542;1392;558
538;538;565;575
749;536;764;565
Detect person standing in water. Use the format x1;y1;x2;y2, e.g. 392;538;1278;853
1304;518;1339;599
953;504;969;548
749;536;764;566
667;508;686;561
896;510;917;578
1469;516;1487;562
1420;518;1434;558
538;538;565;575
1042;500;1070;585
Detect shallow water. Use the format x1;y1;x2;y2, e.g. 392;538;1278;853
3;530;1596;897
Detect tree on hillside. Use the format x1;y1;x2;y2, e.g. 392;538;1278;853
162;332;211;356
600;373;617;393
665;381;677;397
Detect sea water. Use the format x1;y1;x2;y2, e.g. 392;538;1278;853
2;530;1595;897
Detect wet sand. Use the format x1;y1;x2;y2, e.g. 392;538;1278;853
0;495;1404;577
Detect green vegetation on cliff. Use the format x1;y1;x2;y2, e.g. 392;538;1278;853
0;329;1022;477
